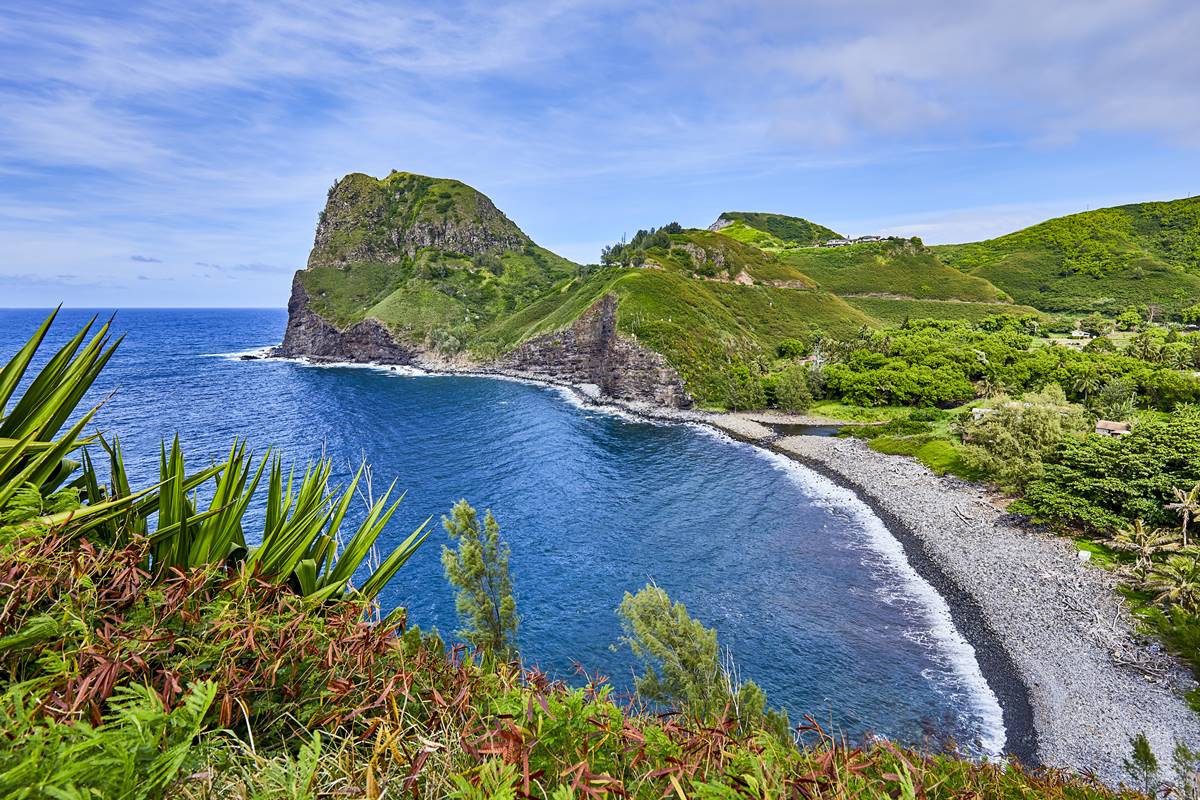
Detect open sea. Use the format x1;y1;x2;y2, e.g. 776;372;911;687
0;307;1005;754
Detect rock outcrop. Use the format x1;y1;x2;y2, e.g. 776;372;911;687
276;275;418;363
308;171;530;267
278;170;692;408
498;294;692;408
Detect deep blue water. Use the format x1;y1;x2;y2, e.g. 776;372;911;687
0;308;1003;753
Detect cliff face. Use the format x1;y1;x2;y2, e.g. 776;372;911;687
499;294;691;408
279;170;692;408
277;275;418;363
308;171;530;267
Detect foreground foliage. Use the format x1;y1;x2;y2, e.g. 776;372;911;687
0;305;1145;797
0;520;1135;800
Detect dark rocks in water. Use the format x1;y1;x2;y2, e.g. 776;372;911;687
275;275;419;364
239;354;260;361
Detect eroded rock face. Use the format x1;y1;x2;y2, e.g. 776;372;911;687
276;275;417;363
498;294;692;408
308;172;530;267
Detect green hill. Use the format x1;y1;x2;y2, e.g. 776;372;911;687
710;211;840;247
777;239;1012;302
295;171;579;348
284;175;883;407
934;197;1200;314
480;266;873;403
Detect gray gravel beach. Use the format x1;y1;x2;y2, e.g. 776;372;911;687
752;432;1200;785
276;356;1200;785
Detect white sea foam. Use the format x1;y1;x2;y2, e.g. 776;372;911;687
200;345;276;360
229;350;1006;752
689;425;1007;756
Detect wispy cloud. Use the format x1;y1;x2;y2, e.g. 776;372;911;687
130;255;161;263
1;1;1197;305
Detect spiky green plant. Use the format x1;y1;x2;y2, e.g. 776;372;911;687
0;310;430;603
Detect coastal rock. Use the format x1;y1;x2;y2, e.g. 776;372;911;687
497;294;692;408
276;275;418;363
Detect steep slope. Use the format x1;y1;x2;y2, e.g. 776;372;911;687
278;174;880;409
710;211;840;247
934;197;1200;314
482;268;873;403
279;171;580;358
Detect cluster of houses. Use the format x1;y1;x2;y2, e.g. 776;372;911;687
819;235;884;248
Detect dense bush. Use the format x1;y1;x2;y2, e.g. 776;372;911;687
818;317;1200;413
1015;408;1200;533
958;386;1091;489
772;363;814;412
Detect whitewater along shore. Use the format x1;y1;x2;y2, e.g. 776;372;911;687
714;417;1200;785
263;352;1200;784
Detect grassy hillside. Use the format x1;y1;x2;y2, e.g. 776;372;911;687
479;266;874;404
296;170;580;348
644;229;816;285
935;197;1200;314
777;239;1012;302
712;211;841;246
844;296;1045;326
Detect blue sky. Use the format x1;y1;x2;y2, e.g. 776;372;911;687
3;1;1199;307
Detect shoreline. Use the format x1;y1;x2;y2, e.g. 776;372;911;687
259;351;1200;784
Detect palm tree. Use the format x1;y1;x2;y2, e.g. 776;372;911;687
1109;519;1181;579
1128;333;1163;363
1167;481;1200;547
1071;368;1101;405
1146;555;1200;611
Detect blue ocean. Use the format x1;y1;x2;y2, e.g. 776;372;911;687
0;307;1004;754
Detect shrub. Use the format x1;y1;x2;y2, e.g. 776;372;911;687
959;386;1090;488
441;500;519;661
773;365;813;412
777;338;808;359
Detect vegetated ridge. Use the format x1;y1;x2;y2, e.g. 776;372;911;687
934;197;1200;315
279;171;1200;412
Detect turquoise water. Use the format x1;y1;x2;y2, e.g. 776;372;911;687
0;308;1003;753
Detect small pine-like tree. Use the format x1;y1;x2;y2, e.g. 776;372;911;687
441;500;519;660
617;583;790;741
1123;733;1160;796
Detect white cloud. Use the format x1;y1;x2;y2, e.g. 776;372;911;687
0;0;1197;305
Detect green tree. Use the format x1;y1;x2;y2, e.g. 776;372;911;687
1094;377;1137;421
616;584;790;740
777;338;808;359
774;364;813;412
959;386;1089;488
441;500;519;660
1168;482;1200;548
724;363;766;410
1109;519;1180;580
1182;303;1200;325
1116;307;1143;331
1071;367;1101;405
1147;555;1200;612
1078;313;1112;335
1123;733;1160;797
1082;336;1117;354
